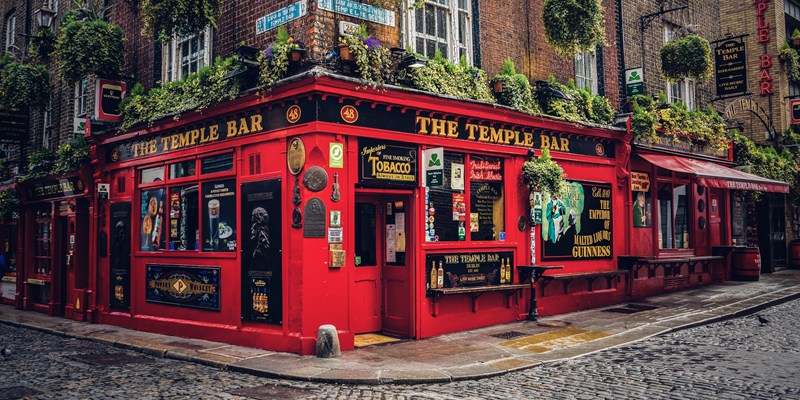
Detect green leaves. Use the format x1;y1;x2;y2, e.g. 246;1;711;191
53;135;91;174
523;148;566;197
409;55;495;103
660;35;712;82
630;96;729;153
0;62;50;109
142;0;221;42
543;0;605;58
0;188;20;221
55;18;124;83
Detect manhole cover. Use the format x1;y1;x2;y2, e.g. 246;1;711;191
490;331;527;339
536;320;571;328
0;386;43;400
68;353;154;366
229;385;315;400
603;303;660;314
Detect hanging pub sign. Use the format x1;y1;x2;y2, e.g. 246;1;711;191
145;264;221;310
541;181;612;260
0;109;27;143
358;139;417;186
426;251;514;289
241;179;282;324
95;79;126;122
713;39;747;98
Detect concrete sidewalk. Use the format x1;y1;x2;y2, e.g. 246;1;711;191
2;269;800;385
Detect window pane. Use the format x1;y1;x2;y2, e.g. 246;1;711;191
673;184;688;248
202;179;237;252
657;183;672;249
436;7;447;39
427;152;465;242
169;160;196;179
469;156;504;241
425;5;435;36
140;166;164;184
415;7;424;33
355;202;377;266
140;188;166;251
201;153;233;174
416;38;425;55
426;40;436;58
168;185;198;250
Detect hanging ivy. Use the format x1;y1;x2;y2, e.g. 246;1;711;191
0;189;20;221
522;148;566;197
0;61;50;110
542;0;605;58
408;51;495;103
55;14;124;83
141;0;221;42
732;129;799;203
52;135;91;174
660;35;713;82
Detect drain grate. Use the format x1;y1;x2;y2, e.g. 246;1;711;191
0;386;43;400
603;303;660;314
68;353;154;366
490;331;528;339
229;385;315;400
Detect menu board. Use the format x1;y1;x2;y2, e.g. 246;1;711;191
470;181;503;241
426;251;514;289
542;181;613;260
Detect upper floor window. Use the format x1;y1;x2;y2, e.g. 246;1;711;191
4;14;16;54
43;97;53;150
75;77;89;117
664;25;695;110
574;50;597;94
405;0;472;63
162;28;212;83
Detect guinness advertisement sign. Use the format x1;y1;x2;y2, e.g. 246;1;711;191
358;139;418;186
714;39;748;98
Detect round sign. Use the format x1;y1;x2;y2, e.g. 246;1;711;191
302;166;329;192
286;105;302;123
287;138;306;176
340;105;359;124
595;143;605;156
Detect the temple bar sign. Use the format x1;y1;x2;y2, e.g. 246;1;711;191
714;40;747;98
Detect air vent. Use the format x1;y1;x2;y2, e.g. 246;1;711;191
249;153;261;175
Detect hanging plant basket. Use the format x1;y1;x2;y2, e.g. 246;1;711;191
660;35;713;82
142;0;221;42
542;0;605;58
0;61;50;110
55;15;124;83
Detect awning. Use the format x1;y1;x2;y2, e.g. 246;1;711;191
638;153;790;194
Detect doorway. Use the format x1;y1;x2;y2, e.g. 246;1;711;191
758;194;786;272
352;195;412;337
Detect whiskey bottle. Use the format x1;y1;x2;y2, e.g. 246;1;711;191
430;261;438;289
437;261;444;288
505;257;511;283
500;259;506;284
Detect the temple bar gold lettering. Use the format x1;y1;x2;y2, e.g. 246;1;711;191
130;115;263;158
416;116;572;152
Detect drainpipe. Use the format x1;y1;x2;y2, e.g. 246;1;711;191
616;0;626;108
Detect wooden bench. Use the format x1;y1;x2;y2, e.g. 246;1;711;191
427;284;529;315
541;270;628;295
619;255;723;279
517;265;564;321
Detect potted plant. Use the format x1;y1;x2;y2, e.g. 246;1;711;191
792;28;800;47
660;34;713;83
0;61;50;110
338;25;393;88
55;6;124;83
522;148;565;197
542;0;605;58
52;135;91;174
491;58;539;114
258;26;304;87
142;0;221;42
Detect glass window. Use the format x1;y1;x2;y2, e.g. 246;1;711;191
168;185;198;250
664;25;695;110
426;152;466;242
355;202;377;266
469;156;504;241
4;14;16;54
658;181;690;249
169;160;196;179
201;179;237;252
43;97;53;150
75;77;89;117
575;50;597;94
407;0;472;64
201;153;233;174
140;188;166;251
162;28;212;82
140;166;165;184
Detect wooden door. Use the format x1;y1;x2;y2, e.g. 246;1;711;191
382;199;411;337
353;200;381;333
708;189;723;247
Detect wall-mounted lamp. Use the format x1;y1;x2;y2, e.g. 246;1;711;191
34;3;57;30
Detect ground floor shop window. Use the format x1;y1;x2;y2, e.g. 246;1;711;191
355;202;377;267
658;182;689;249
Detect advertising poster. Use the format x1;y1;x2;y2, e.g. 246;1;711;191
140;189;165;251
426;252;513;288
358;139;418;186
202;180;237;252
452;193;466;221
541;181;613;260
145;264;220;310
241;179;282;324
109;202;131;310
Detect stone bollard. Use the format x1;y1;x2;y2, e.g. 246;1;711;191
316;324;341;358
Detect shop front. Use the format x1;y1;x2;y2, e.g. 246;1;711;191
17;171;94;319
91;73;629;354
0;183;21;307
624;133;789;296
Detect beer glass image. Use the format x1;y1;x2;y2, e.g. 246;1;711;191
208;199;220;249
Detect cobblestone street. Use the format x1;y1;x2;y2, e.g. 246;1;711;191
2;298;800;400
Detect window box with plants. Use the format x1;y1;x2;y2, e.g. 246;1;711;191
490;58;539;114
337;25;393;89
258;26;305;88
405;50;495;103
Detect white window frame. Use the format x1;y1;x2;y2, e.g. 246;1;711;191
664;25;695;110
404;0;472;64
4;14;16;54
162;28;212;83
574;50;598;94
0;144;12;162
75;77;89;117
43;97;53;150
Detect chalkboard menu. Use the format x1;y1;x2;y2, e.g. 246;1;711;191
426;251;514;289
731;192;745;241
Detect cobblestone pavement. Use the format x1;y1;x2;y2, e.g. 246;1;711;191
2;299;800;399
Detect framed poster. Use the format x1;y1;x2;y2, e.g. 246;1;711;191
202;180;237;252
140;189;165;251
541;181;613;260
241;179;282;324
145;264;220;310
109;202;131;310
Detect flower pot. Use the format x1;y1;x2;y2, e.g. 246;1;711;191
290;48;305;63
338;44;353;62
794;37;800;47
492;78;504;93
